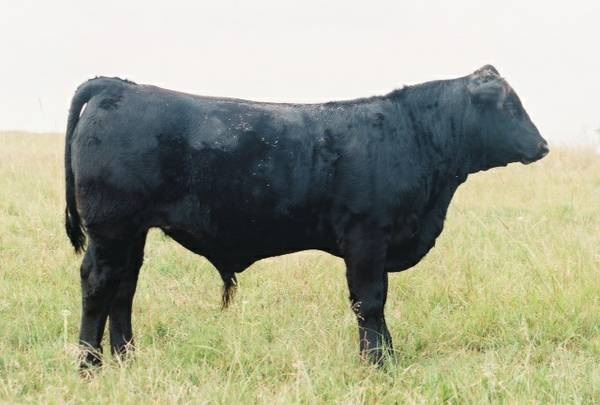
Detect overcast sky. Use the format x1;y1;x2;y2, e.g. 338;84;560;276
1;0;599;144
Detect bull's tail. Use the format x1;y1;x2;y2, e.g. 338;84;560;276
64;79;105;253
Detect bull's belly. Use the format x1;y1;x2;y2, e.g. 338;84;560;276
156;203;339;264
165;227;333;260
159;214;437;274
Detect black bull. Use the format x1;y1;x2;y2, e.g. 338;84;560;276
65;65;548;367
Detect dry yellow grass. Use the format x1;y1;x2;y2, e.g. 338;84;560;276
0;132;599;403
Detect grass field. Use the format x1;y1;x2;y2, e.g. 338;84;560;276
0;132;599;403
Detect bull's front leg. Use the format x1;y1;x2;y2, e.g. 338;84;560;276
343;226;393;365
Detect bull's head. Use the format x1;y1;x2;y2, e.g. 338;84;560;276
465;65;549;171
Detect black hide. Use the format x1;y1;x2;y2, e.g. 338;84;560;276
65;65;548;366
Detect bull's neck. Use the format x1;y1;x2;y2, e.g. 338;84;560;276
390;80;471;182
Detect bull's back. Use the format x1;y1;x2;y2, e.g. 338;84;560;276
71;80;337;248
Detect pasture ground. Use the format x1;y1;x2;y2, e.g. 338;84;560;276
0;132;599;403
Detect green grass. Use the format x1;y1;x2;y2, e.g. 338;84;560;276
1;132;599;403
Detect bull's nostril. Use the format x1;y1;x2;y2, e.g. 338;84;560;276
539;142;549;157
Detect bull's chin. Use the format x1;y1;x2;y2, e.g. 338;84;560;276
520;151;549;165
520;157;537;165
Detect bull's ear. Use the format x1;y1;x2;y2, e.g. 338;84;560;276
468;66;507;108
473;64;500;76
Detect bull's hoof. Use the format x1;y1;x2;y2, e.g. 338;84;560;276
361;346;396;368
79;348;103;376
361;348;385;367
111;341;136;364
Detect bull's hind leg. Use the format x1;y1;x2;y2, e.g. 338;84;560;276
78;233;138;369
109;233;147;359
343;226;393;365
